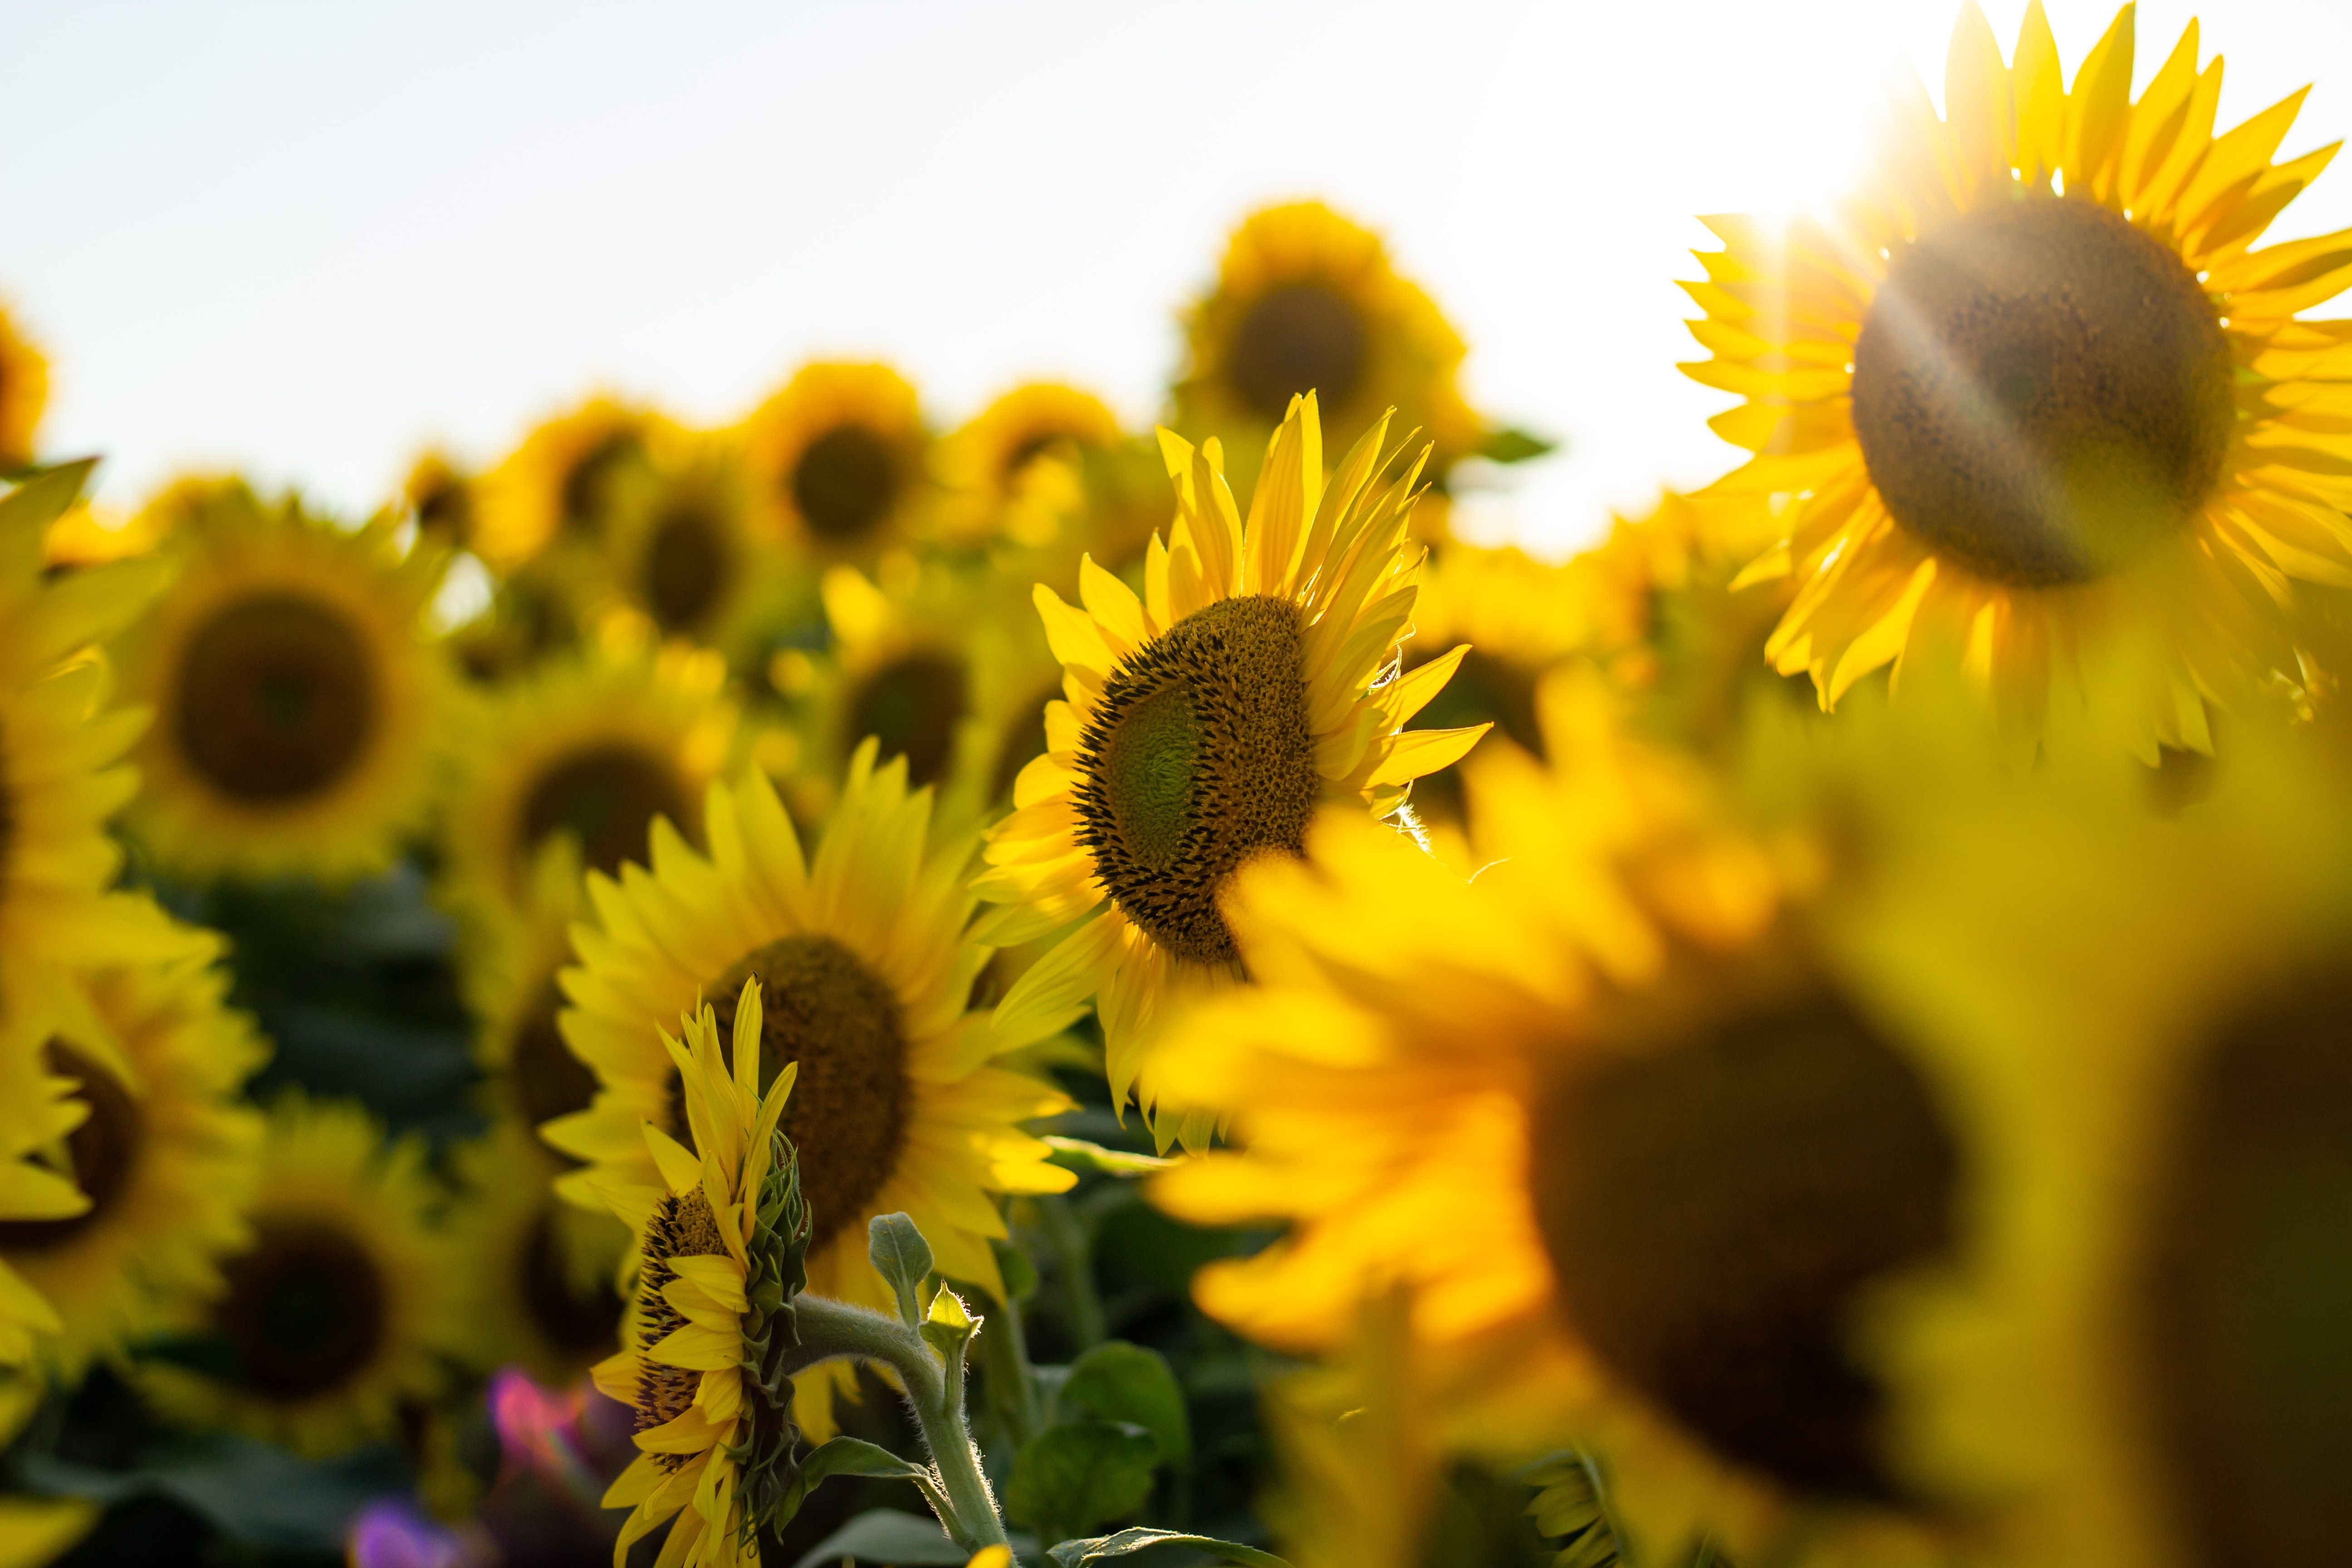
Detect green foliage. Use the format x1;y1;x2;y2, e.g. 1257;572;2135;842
1059;1343;1191;1466
1047;1525;1292;1568
1004;1420;1161;1544
789;1506;970;1568
869;1211;937;1328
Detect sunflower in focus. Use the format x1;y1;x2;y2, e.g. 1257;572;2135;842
0;941;266;1382
0;308;47;470
739;362;931;564
936;382;1126;552
139;1093;470;1459
593;984;805;1568
1155;671;1975;1566
543;747;1074;1437
113;485;457;881
437;640;736;931
1686;2;2352;755
1173;203;1483;516
474;397;667;571
977;395;1487;1146
451;1117;627;1388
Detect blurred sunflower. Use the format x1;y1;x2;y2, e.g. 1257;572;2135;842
595;432;795;665
438;641;735;930
0;1499;96;1568
740;362;931;564
935;382;1125;552
0;307;47;470
0;466;209;986
0;941;266;1382
1155;672;1973;1567
1686;2;2352;755
139;1093;470;1459
451;1117;627;1388
542;747;1073;1437
977;396;1487;1147
0;1069;88;1373
113;485;456;881
473;397;667;571
402;449;479;555
462;838;602;1151
1172;202;1483;517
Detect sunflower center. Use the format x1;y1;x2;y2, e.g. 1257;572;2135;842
791;423;899;544
1849;197;2234;586
847;651;970;789
693;937;911;1254
1531;989;1959;1500
521;1206;622;1362
559;431;644;541
0;1042;143;1254
510;975;598;1139
634;1186;730;1452
216;1218;389;1400
1073;594;1318;965
1230;282;1370;422
176;593;378;803
644;501;729;634
2141;965;2352;1568
518;744;688;882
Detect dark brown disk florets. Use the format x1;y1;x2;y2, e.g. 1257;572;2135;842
633;1186;730;1460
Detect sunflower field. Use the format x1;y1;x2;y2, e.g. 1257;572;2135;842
6;5;2352;1567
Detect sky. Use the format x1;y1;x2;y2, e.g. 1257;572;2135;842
5;0;2351;558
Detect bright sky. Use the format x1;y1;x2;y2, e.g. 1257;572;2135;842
6;0;2351;557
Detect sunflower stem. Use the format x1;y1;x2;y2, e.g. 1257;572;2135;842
781;1293;1010;1552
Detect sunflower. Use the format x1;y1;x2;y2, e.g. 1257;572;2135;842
0;466;211;989
739;362;932;564
0;939;267;1382
542;746;1075;1437
935;382;1126;552
1685;2;2352;756
976;395;1488;1147
112;484;457;881
403;449;480;555
789;558;1060;833
137;1092;470;1459
592;983;805;1568
0;1067;88;1373
1172;202;1483;516
451;1116;629;1388
463;836;603;1149
594;432;798;667
474;397;669;571
437;640;737;932
1153;670;1975;1567
0;307;47;471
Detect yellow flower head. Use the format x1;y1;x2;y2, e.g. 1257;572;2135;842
0;307;48;470
738;362;931;564
450;1114;628;1390
113;482;459;881
977;394;1488;1146
475;397;671;571
1685;2;2352;756
935;382;1126;551
0;1070;90;1374
403;450;480;555
593;432;800;667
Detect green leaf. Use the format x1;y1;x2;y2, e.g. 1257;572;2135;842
991;1236;1040;1301
1058;1341;1191;1465
1043;1135;1174;1177
1004;1421;1159;1539
869;1212;936;1326
1046;1527;1291;1568
789;1508;969;1568
1476;426;1560;465
797;1435;932;1490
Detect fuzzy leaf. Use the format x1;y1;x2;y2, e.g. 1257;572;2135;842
1058;1343;1191;1465
1047;1528;1290;1568
870;1212;935;1327
1004;1421;1159;1539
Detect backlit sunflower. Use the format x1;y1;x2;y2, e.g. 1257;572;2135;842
474;397;668;571
137;1093;470;1459
739;362;931;564
0;307;47;470
592;984;805;1568
1686;2;2352;756
1154;671;1975;1567
0;467;210;992
113;485;457;881
542;747;1074;1437
437;640;737;932
976;395;1488;1147
451;1116;627;1388
596;433;798;669
0;939;266;1382
1173;203;1483;513
935;382;1126;551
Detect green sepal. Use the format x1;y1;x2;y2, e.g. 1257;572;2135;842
733;1129;816;1548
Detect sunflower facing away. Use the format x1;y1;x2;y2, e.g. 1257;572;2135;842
1154;672;1975;1568
0;309;49;471
592;983;805;1568
739;362;932;564
112;484;457;881
0;940;266;1382
1686;2;2352;755
138;1093;471;1459
976;394;1488;1147
542;746;1074;1436
1173;203;1484;509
